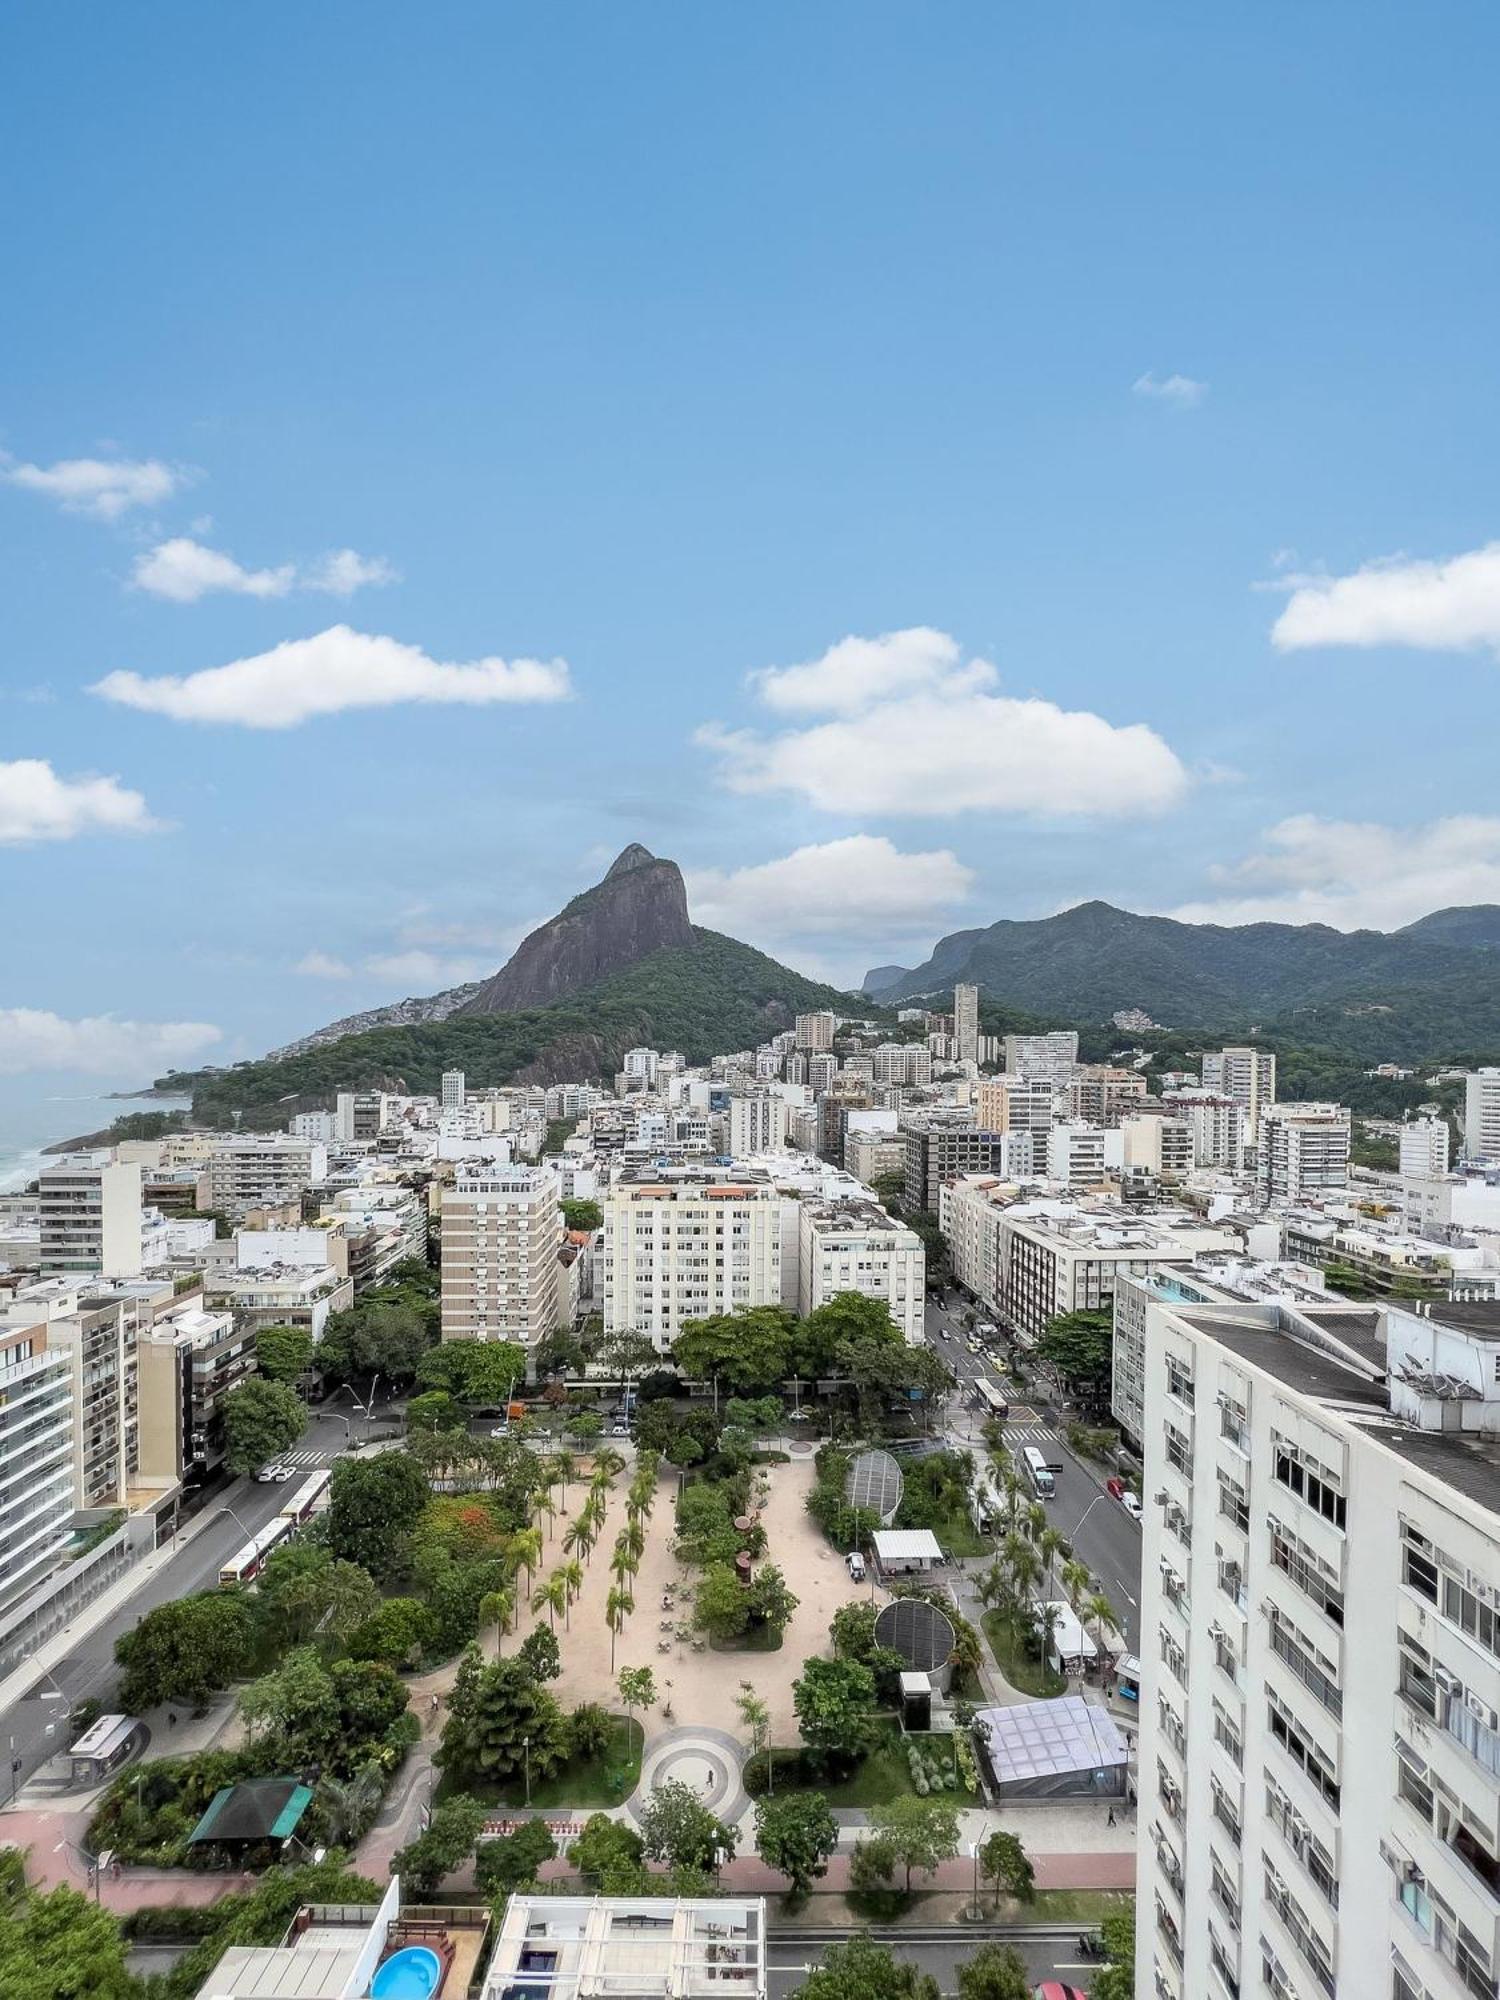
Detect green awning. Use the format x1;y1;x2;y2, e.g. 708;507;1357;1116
188;1777;313;1845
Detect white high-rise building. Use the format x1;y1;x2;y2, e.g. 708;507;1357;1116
1134;1286;1500;2000
1120;1113;1193;1181
600;1172;781;1349
1400;1116;1451;1180
1163;1089;1246;1172
441;1068;467;1110
954;983;980;1065
727;1095;788;1156
440;1164;561;1348
0;1314;74;1618
794;1011;836;1052
1464;1070;1500;1162
204;1136;328;1218
1256;1102;1351;1205
796;1198;925;1345
622;1047;660;1087
39;1157;143;1279
1201;1046;1278;1138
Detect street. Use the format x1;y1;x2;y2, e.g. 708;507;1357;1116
766;1926;1108;1998
925;1295;1142;1649
1;1406;353;1800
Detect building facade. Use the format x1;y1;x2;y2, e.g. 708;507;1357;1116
600;1173;782;1349
440;1165;562;1348
39;1157;142;1279
1257;1103;1352;1206
796;1199;924;1344
1201;1046;1278;1139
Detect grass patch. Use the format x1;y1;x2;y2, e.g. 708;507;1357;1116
1033;1888;1134;1925
747;1720;978;1808
982;1609;1067;1697
437;1717;642;1809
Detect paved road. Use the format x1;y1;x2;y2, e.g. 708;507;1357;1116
0;1407;352;1799
924;1295;1143;1649
766;1928;1108;1998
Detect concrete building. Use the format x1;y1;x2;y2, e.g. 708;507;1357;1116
202;1261;353;1343
440;1165;561;1348
600;1171;782;1350
1133;1286;1500;2000
794;1010;837;1052
727;1094;788;1156
1045;1121;1122;1186
1164;1089;1246;1172
484;1896;765;2000
1120;1113;1194;1182
1464;1069;1500;1163
954;982;980;1065
136;1302;256;1487
335;1091;397;1143
1070;1065;1150;1127
205;1136;328;1219
975;1074;1055;1151
1201;1045;1278;1138
995;1201;1238;1345
844;1130;908;1187
796;1198;924;1344
1257;1102;1352;1206
900;1118;1010;1211
1401;1117;1453;1180
441;1068;466;1110
39;1157;143;1279
0;1315;74;1618
871;1041;934;1087
1003;1030;1079;1087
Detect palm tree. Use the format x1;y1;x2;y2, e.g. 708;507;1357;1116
479;1584;515;1658
1024;1501;1048;1543
1059;1557;1092;1613
594;1445;627;1485
1085;1592;1117;1683
552;1451;577;1502
624;1518;646;1561
1037;1526;1066;1603
1003;1531;1043;1608
609;1542;636;1588
532;1573;568;1633
1034;1600;1062;1681
511;1527;543;1592
558;1558;585;1628
605;1585;634;1670
562;1517;594;1563
533;1492;559;1544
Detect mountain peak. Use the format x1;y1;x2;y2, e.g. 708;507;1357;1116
605;843;657;879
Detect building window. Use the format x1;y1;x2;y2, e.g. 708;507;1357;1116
1271;1436;1346;1529
1268;1690;1340;1808
1269;1524;1344;1627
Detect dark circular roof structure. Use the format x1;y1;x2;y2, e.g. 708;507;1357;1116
875;1595;957;1674
845;1447;904;1525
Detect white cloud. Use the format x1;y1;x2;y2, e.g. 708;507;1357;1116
92;624;573;728
0;1009;220;1076
688;836;974;941
133;538;296;603
132;538;399;604
700;627;1188;818
1168;814;1500;930
0;758;162;843
2;454;188;518
294;951;354;979
294;946;490;988
1271;542;1500;655
1132;371;1208;408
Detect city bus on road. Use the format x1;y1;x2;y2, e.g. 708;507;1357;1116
279;1470;331;1526
972;1377;1010;1421
218;1517;293;1587
1022;1444;1057;1498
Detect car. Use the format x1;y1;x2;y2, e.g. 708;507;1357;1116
845;1550;866;1582
253;1464;281;1482
1106;1475;1125;1499
490;1423;510;1439
273;1463;296;1481
609;1421;631;1437
1120;1490;1144;1520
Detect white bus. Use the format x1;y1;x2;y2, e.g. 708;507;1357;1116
218;1517;293;1587
279;1469;331;1526
972;1377;1010;1420
1022;1445;1056;1498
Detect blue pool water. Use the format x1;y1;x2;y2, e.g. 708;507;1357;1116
371;1947;443;2000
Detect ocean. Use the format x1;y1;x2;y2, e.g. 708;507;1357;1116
0;1074;191;1190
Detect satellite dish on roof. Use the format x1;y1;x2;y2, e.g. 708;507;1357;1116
875;1595;957;1674
845;1448;904;1524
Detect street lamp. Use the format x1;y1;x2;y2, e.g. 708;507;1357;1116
53;1837;103;1903
1069;1493;1110;1544
522;1735;531;1809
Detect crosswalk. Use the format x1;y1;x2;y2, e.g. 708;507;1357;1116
279;1446;335;1469
1007;1423;1063;1447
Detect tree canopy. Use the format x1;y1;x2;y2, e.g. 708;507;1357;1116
754;1790;838;1899
797;1935;940;2000
325;1450;431;1578
115;1590;253;1710
254;1323;314;1386
221;1376;307;1475
672;1306;796;1394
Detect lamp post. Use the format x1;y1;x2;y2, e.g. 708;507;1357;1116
53;1837;102;1903
523;1735;531;1809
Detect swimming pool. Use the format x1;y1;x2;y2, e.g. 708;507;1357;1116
371;1946;443;2000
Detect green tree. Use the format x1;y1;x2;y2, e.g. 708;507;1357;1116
474;1817;557;1899
407;1388;468;1433
239;1647;339;1758
1091;1909;1136;2000
617;1665;657;1728
0;1873;139;2000
326;1450;431;1578
797;1934;940;2000
439;1657;567;1787
639;1778;738;1873
754;1790;838;1900
255;1543;380;1647
672;1306;794;1395
394;1793;489;1895
519;1624;562;1683
418;1338;529;1405
115;1590;253;1710
254;1322;314;1386
978;1828;1034;1904
793;1657;878;1768
868;1795;962;1892
347;1594;437;1668
693;1562;750;1643
1036;1308;1114;1407
569;1812;647;1890
829;1600;879;1661
735;1683;770;1761
221;1376;307;1475
956;1943;1031;2000
566;1701;614;1762
561;1197;603;1233
745;1561;799;1637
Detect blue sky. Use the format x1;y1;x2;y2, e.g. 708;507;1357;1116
5;2;1500;1095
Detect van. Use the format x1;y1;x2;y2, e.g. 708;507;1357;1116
845;1551;866;1583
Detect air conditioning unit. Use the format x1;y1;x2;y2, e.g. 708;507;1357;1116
1433;1665;1460;1696
1466;1691;1499;1730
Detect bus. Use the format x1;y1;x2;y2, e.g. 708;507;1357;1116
279;1470;332;1526
218;1517;293;1587
1022;1445;1056;1499
972;1377;1010;1421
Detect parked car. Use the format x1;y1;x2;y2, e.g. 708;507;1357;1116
1106;1476;1125;1499
609;1421;631;1437
1120;1490;1144;1520
845;1550;866;1582
490;1423;510;1439
254;1463;282;1482
273;1463;296;1481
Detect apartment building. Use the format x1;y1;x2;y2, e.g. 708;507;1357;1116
600;1172;782;1349
796;1199;924;1344
1134;1287;1500;2000
441;1068;466;1109
1070;1065;1150;1127
794;1010;837;1052
39;1156;143;1279
1403;1117;1454;1180
1464;1071;1500;1163
441;1165;562;1348
1045;1121;1122;1186
1281;1209;1461;1299
997;1202;1238;1344
484;1896;765;2000
205;1136;328;1218
1121;1113;1194;1183
44;1290;135;1509
954;982;980;1065
844;1130;908;1187
1003;1029;1079;1086
0;1315;74;1616
335;1091;399;1142
1164;1089;1246;1172
872;1041;934;1088
1257;1103;1352;1206
203;1261;354;1342
1201;1046;1278;1138
136;1302;256;1487
976;1074;1055;1148
727;1094;788;1156
900;1118;1010;1211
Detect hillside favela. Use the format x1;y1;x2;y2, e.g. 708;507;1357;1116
3;14;1497;2000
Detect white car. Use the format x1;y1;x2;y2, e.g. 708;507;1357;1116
1120;1490;1144;1521
490;1424;510;1440
254;1465;281;1483
274;1463;296;1482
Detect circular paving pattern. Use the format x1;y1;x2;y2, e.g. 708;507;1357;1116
630;1723;749;1824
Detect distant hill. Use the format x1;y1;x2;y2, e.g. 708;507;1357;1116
865;900;1500;1060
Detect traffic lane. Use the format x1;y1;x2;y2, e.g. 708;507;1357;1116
1043;1441;1143;1649
766;1934;1101;1998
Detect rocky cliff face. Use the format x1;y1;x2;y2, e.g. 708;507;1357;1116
458;846;695;1016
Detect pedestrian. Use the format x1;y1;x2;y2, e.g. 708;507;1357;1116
1106;1806;1116;1827
168;1712;177;1728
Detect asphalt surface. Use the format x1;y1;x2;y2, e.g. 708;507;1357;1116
925;1294;1143;1650
766;1927;1108;1997
0;1407;354;1801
